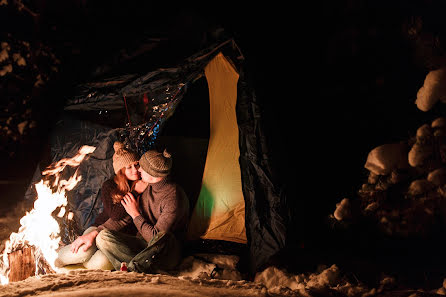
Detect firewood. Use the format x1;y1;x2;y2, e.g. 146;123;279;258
8;246;36;282
7;245;55;282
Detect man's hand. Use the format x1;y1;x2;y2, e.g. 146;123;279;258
121;192;141;219
70;230;98;253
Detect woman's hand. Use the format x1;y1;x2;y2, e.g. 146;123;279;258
70;230;98;253
121;192;141;219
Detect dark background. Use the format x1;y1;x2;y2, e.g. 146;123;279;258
2;0;446;280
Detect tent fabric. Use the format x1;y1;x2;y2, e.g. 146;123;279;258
236;71;288;272
64;74;138;112
187;53;246;244
25;39;288;274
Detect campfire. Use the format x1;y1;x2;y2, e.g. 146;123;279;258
0;145;96;284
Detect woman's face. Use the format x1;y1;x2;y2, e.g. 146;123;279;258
124;162;140;181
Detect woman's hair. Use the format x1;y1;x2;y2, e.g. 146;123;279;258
111;167;136;204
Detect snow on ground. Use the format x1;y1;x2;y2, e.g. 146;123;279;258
2;261;446;297
0;269;268;297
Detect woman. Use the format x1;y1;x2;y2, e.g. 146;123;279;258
55;141;148;270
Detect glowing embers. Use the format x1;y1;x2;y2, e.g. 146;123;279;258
0;145;95;284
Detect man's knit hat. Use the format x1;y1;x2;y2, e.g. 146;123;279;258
112;141;139;174
139;149;172;177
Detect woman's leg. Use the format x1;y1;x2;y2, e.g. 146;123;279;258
55;226;98;267
83;250;114;270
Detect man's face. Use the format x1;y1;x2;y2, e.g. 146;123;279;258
138;167;163;184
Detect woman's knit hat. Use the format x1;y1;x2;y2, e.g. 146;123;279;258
112;141;139;174
139;149;172;177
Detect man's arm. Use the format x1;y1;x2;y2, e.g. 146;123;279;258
126;192;180;242
121;191;178;242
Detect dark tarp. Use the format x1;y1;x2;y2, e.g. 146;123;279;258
236;74;288;273
24;39;288;274
24;115;121;240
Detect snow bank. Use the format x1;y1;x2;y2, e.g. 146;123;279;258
254;264;375;297
333;198;351;221
415;67;446;111
364;143;409;175
175;254;242;281
350;118;446;237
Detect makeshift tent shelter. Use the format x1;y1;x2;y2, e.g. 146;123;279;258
24;39;287;274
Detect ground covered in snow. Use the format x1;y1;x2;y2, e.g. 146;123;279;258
1;262;446;297
0;269;268;297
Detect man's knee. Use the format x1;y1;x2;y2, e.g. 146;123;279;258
95;229;113;250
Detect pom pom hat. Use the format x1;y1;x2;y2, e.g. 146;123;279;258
139;149;172;177
112;142;139;174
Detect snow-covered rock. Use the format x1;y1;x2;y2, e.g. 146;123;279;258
415;67;446;111
416;123;433;139
0;64;12;76
175;255;242;281
364;202;378;212
432;117;446;129
407;179;434;196
408;131;434;168
193;253;239;271
254;266;304;291
427;167;446;186
334;198;351;221
364;143;409;175
12;53;25;66
305;265;340;289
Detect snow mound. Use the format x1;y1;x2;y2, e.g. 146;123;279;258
335;118;446;238
254;264;374;297
415;67;446;111
174;254;243;281
364;143;409;175
334;198;351;221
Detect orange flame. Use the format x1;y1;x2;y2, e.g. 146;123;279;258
0;145;96;284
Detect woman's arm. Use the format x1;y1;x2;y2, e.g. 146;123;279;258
71;229;99;253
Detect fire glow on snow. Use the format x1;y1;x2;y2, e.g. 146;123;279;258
0;145;96;285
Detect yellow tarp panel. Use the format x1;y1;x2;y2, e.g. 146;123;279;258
187;52;246;244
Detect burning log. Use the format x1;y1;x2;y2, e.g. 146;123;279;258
7;245;55;282
8;246;36;282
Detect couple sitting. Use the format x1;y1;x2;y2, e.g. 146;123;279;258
55;141;190;273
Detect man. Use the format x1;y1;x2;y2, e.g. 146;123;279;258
95;149;190;273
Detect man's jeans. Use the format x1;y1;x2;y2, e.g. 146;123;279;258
96;229;182;273
56;226;114;270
